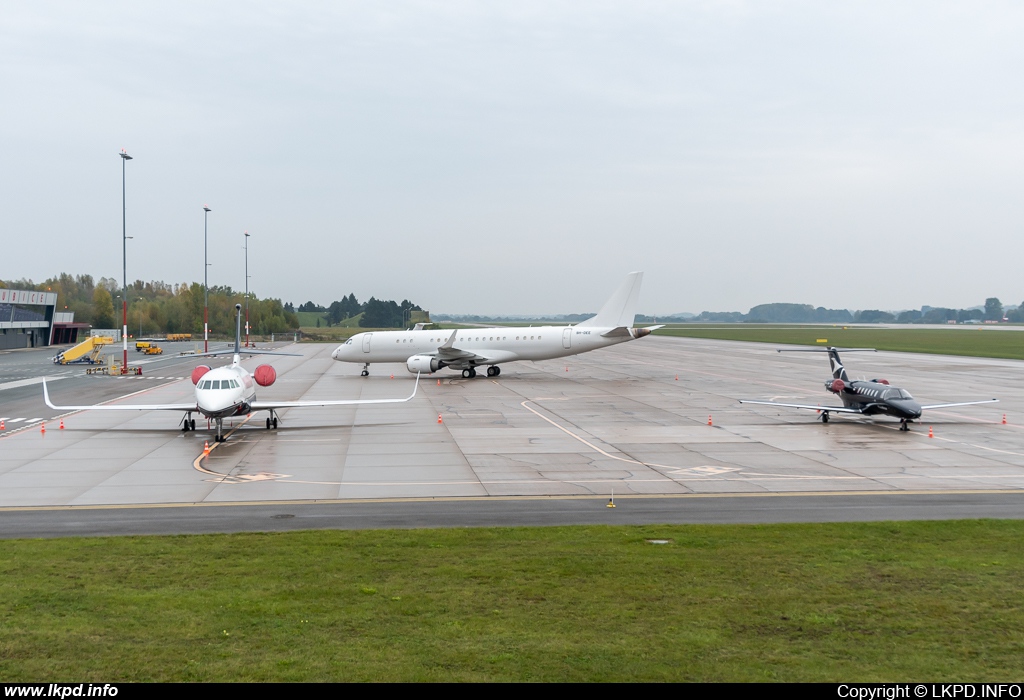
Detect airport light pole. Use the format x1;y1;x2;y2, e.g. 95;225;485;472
244;231;250;348
120;150;132;373
203;206;211;353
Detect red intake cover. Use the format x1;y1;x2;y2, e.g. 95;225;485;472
829;378;845;393
877;379;889;385
191;365;212;385
254;364;277;387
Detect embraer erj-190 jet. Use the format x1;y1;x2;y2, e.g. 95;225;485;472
740;347;997;431
332;272;662;378
45;304;419;442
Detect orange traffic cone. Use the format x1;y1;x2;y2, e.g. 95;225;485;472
437;414;443;424
928;426;934;438
59;419;64;430
1;420;5;430
203;441;210;455
707;415;713;426
436;379;440;386
40;422;45;434
1003;414;1007;425
565;366;569;372
391;373;394;379
675;375;678;381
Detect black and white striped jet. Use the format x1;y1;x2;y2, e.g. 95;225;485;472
740;347;998;431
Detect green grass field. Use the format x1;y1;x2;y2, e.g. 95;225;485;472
2;521;1023;681
654;324;1024;360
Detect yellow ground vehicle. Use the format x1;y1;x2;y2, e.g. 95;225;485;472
143;345;163;355
52;336;113;365
135;341;151;352
167;333;192;341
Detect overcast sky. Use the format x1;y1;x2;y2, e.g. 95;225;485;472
3;2;1022;316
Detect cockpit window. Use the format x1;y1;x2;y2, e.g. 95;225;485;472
883;388;913;400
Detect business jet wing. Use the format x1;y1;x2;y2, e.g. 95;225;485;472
738;399;865;414
250;373;420;410
919;399;999;410
43;380;197;412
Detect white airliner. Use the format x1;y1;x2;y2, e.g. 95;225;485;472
332;272;662;378
45;304;419;442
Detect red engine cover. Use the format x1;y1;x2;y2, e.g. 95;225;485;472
191;365;212;385
253;364;277;387
877;379;889;385
829;378;846;393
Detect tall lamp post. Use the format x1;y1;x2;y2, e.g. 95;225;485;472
244;231;250;347
137;297;145;340
119;150;132;373
203;205;211;353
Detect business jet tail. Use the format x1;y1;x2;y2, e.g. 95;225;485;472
576;272;643;329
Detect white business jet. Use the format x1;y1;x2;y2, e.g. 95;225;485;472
332;272;662;378
45;304;419;442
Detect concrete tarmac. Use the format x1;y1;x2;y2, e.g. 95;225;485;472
2;337;1023;535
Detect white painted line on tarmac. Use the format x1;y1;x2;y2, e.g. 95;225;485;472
0;376;68;392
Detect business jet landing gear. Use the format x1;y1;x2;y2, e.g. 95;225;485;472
361;363;370;377
899;419;910;432
266;411;279;430
486;366;500;377
462;368;477;379
821;412;830;424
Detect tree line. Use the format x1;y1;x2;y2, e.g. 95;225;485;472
291;295;424;328
2;273;298;337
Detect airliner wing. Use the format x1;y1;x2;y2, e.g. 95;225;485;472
43;381;197;412
920;399;999;410
250;374;420;410
435;329;485;362
739;399;864;414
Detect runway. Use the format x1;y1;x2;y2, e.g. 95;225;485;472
2;336;1023;535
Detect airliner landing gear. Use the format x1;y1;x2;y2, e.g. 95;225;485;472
462;368;477;379
361;363;370;377
190;418;196;431
821;412;830;424
486;366;500;377
266;411;279;430
214;417;225;442
182;413;193;432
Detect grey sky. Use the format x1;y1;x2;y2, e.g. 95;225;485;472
3;2;1022;316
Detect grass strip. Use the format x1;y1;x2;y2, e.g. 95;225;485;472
1;521;1023;681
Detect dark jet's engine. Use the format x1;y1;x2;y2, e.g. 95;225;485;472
826;378;845;393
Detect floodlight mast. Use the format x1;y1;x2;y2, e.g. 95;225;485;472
119;150;132;373
244;231;250;348
203;206;211;353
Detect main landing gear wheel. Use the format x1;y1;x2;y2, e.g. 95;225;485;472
821;412;830;424
462;368;477;379
900;419;910;432
272;416;278;429
190;419;196;431
361;363;370;377
486;366;500;377
266;417;272;429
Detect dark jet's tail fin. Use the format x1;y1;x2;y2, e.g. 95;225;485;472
777;346;876;382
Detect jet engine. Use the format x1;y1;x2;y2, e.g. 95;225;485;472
826;378;845;393
253;364;277;386
191;365;212;385
872;379;889;385
407;355;445;374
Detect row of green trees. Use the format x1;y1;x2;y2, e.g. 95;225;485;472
291;294;423;328
2;274;299;337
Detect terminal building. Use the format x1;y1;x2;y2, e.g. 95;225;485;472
0;288;88;350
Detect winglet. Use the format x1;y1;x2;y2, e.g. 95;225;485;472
440;330;458;350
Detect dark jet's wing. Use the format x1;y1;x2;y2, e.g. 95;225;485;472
739;399;864;414
920;399;999;410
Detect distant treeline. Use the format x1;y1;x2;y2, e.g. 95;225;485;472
293;296;424;328
3;274;298;336
678;299;1021;324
